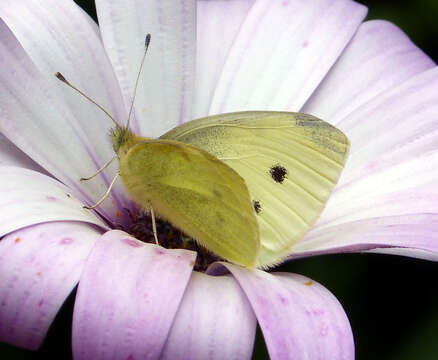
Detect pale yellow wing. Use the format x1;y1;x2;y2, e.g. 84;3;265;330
161;111;349;268
118;138;259;267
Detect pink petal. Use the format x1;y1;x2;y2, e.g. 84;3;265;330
95;0;197;136
211;264;354;360
303;20;435;124
0;167;105;237
0;19;127;221
0;221;101;350
293;214;438;260
72;230;196;360
193;0;255;118
161;272;257;360
209;0;367;114
367;247;438;262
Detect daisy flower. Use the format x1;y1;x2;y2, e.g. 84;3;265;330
0;0;437;359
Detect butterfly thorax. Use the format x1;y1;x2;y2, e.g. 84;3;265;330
111;125;150;157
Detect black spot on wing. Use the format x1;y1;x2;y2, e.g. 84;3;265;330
269;164;287;184
253;200;262;214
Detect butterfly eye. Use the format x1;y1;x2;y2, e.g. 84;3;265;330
269;164;288;183
252;200;262;214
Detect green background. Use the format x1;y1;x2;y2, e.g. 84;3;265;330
2;0;438;359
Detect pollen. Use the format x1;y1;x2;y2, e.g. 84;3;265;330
305;280;313;286
116;210;121;217
14;237;21;243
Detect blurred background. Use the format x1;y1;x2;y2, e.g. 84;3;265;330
2;0;438;359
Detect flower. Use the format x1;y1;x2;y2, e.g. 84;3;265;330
0;0;437;359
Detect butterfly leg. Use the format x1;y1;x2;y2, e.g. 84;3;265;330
80;156;116;181
150;207;159;245
83;173;119;210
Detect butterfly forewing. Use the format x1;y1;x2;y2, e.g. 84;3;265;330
161;111;349;268
118;138;260;267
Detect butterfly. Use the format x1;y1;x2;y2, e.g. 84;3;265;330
57;35;349;269
113;110;349;269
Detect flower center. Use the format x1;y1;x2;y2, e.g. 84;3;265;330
122;208;221;271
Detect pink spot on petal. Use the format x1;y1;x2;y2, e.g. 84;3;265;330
38;299;44;307
257;297;268;306
154;248;165;255
60;237;74;245
320;323;329;336
46;196;57;201
126;354;134;360
122;238;144;248
278;294;289;305
302;40;309;48
312;308;325;316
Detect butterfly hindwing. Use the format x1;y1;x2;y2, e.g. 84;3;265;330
161;111;349;268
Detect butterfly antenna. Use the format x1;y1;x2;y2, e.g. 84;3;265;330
55;72;118;126
126;33;151;129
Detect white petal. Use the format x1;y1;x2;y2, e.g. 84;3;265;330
0;0;126;123
0;133;44;171
0;19;127;222
0;166;105;237
193;0;255;118
315;67;438;229
95;0;197;136
303;20;435;124
316;152;438;229
297;69;438;261
337;67;438;179
209;0;367;114
161;272;257;360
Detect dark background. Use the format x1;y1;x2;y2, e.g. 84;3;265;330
2;0;438;359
